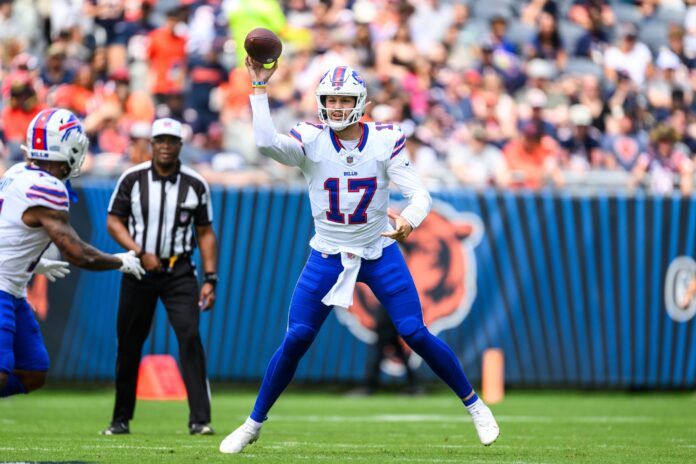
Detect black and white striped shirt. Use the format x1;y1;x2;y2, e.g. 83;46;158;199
108;161;213;259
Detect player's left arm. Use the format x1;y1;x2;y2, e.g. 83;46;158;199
24;206;123;270
195;224;218;311
382;146;432;242
193;181;217;311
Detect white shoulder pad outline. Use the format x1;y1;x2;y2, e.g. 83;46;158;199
289;122;326;147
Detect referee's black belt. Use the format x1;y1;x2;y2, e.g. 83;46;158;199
158;254;192;270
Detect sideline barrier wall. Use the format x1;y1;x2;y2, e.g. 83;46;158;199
39;183;696;388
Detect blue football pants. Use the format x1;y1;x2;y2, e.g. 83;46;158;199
0;290;50;397
250;243;474;422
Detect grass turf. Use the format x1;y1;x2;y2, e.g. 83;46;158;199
0;388;694;463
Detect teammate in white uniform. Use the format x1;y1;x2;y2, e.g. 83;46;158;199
219;59;499;454
0;108;145;399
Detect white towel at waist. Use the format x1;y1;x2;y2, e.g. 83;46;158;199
320;252;363;309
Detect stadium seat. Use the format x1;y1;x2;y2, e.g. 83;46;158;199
656;6;686;24
506;20;536;50
471;1;514;21
559;19;587;55
639;20;669;54
612;3;642;25
563;57;603;78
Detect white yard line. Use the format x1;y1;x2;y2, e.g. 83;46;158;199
267;414;655;424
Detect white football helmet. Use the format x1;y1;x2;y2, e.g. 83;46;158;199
21;108;89;179
316;66;367;131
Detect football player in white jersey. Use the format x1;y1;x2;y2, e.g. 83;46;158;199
219;60;500;453
0;108;145;399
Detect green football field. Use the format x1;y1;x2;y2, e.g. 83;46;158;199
0;388;694;463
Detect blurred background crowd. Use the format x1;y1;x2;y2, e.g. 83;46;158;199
1;0;695;194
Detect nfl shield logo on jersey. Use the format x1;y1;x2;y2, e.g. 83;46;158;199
346;155;354;164
179;209;191;224
335;201;484;374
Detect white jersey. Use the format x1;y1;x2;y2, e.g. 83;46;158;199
0;163;70;297
250;94;432;259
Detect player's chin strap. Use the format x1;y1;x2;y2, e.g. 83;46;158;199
321;251;363;308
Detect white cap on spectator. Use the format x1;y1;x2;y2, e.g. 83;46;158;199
569;104;592;126
130;121;151;139
657;50;680;70
526;88;548;108
372;104;396;122
527;59;555;80
151;118;183;139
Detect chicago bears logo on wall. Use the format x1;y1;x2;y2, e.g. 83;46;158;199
664;256;696;322
335;202;484;372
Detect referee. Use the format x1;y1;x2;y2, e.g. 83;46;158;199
102;118;218;436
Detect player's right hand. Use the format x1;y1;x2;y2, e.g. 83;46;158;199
115;250;146;280
34;258;70;282
245;56;278;83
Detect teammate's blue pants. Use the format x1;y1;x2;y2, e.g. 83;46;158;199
0;290;50;397
250;243;475;422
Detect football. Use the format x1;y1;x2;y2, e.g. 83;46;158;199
244;28;282;64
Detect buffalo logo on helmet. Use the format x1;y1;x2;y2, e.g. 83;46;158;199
335;202;484;374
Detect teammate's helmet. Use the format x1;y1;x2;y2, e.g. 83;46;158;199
21;108;89;178
316;66;367;131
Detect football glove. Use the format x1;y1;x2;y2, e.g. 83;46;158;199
115;250;146;280
34;258;70;282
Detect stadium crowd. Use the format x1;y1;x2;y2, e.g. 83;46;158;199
1;0;695;194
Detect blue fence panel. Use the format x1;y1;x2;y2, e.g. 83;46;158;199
38;184;696;388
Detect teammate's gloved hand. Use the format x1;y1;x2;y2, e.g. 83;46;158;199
34;259;70;282
115;250;146;280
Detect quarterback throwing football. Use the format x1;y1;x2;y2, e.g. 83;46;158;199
0;108;145;399
220;59;500;453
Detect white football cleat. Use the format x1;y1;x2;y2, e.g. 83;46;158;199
219;422;261;454
468;399;500;446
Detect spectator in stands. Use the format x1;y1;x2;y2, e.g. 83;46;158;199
53;64;95;118
657;25;696;72
573;1;611;61
448;123;508;188
558;104;605;170
124;121;151;165
604;23;654;86
408;0;454;54
186;40;227;135
525;11;567;69
147;7;187;104
376;24;421;81
602;107;649;172
519;88;558;141
503;120;564;189
40;43;75;88
668;108;696;153
568;0;615;30
488;15;517;55
631;125;693;195
0;75;44;163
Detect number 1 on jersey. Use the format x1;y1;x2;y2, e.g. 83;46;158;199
324;177;377;224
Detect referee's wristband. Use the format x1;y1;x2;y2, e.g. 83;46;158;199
204;272;218;289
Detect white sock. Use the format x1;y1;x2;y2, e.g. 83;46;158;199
244;417;263;432
465;398;485;414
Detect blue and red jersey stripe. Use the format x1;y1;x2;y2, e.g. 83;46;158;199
27;185;67;199
26;193;69;208
391;135;406;159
